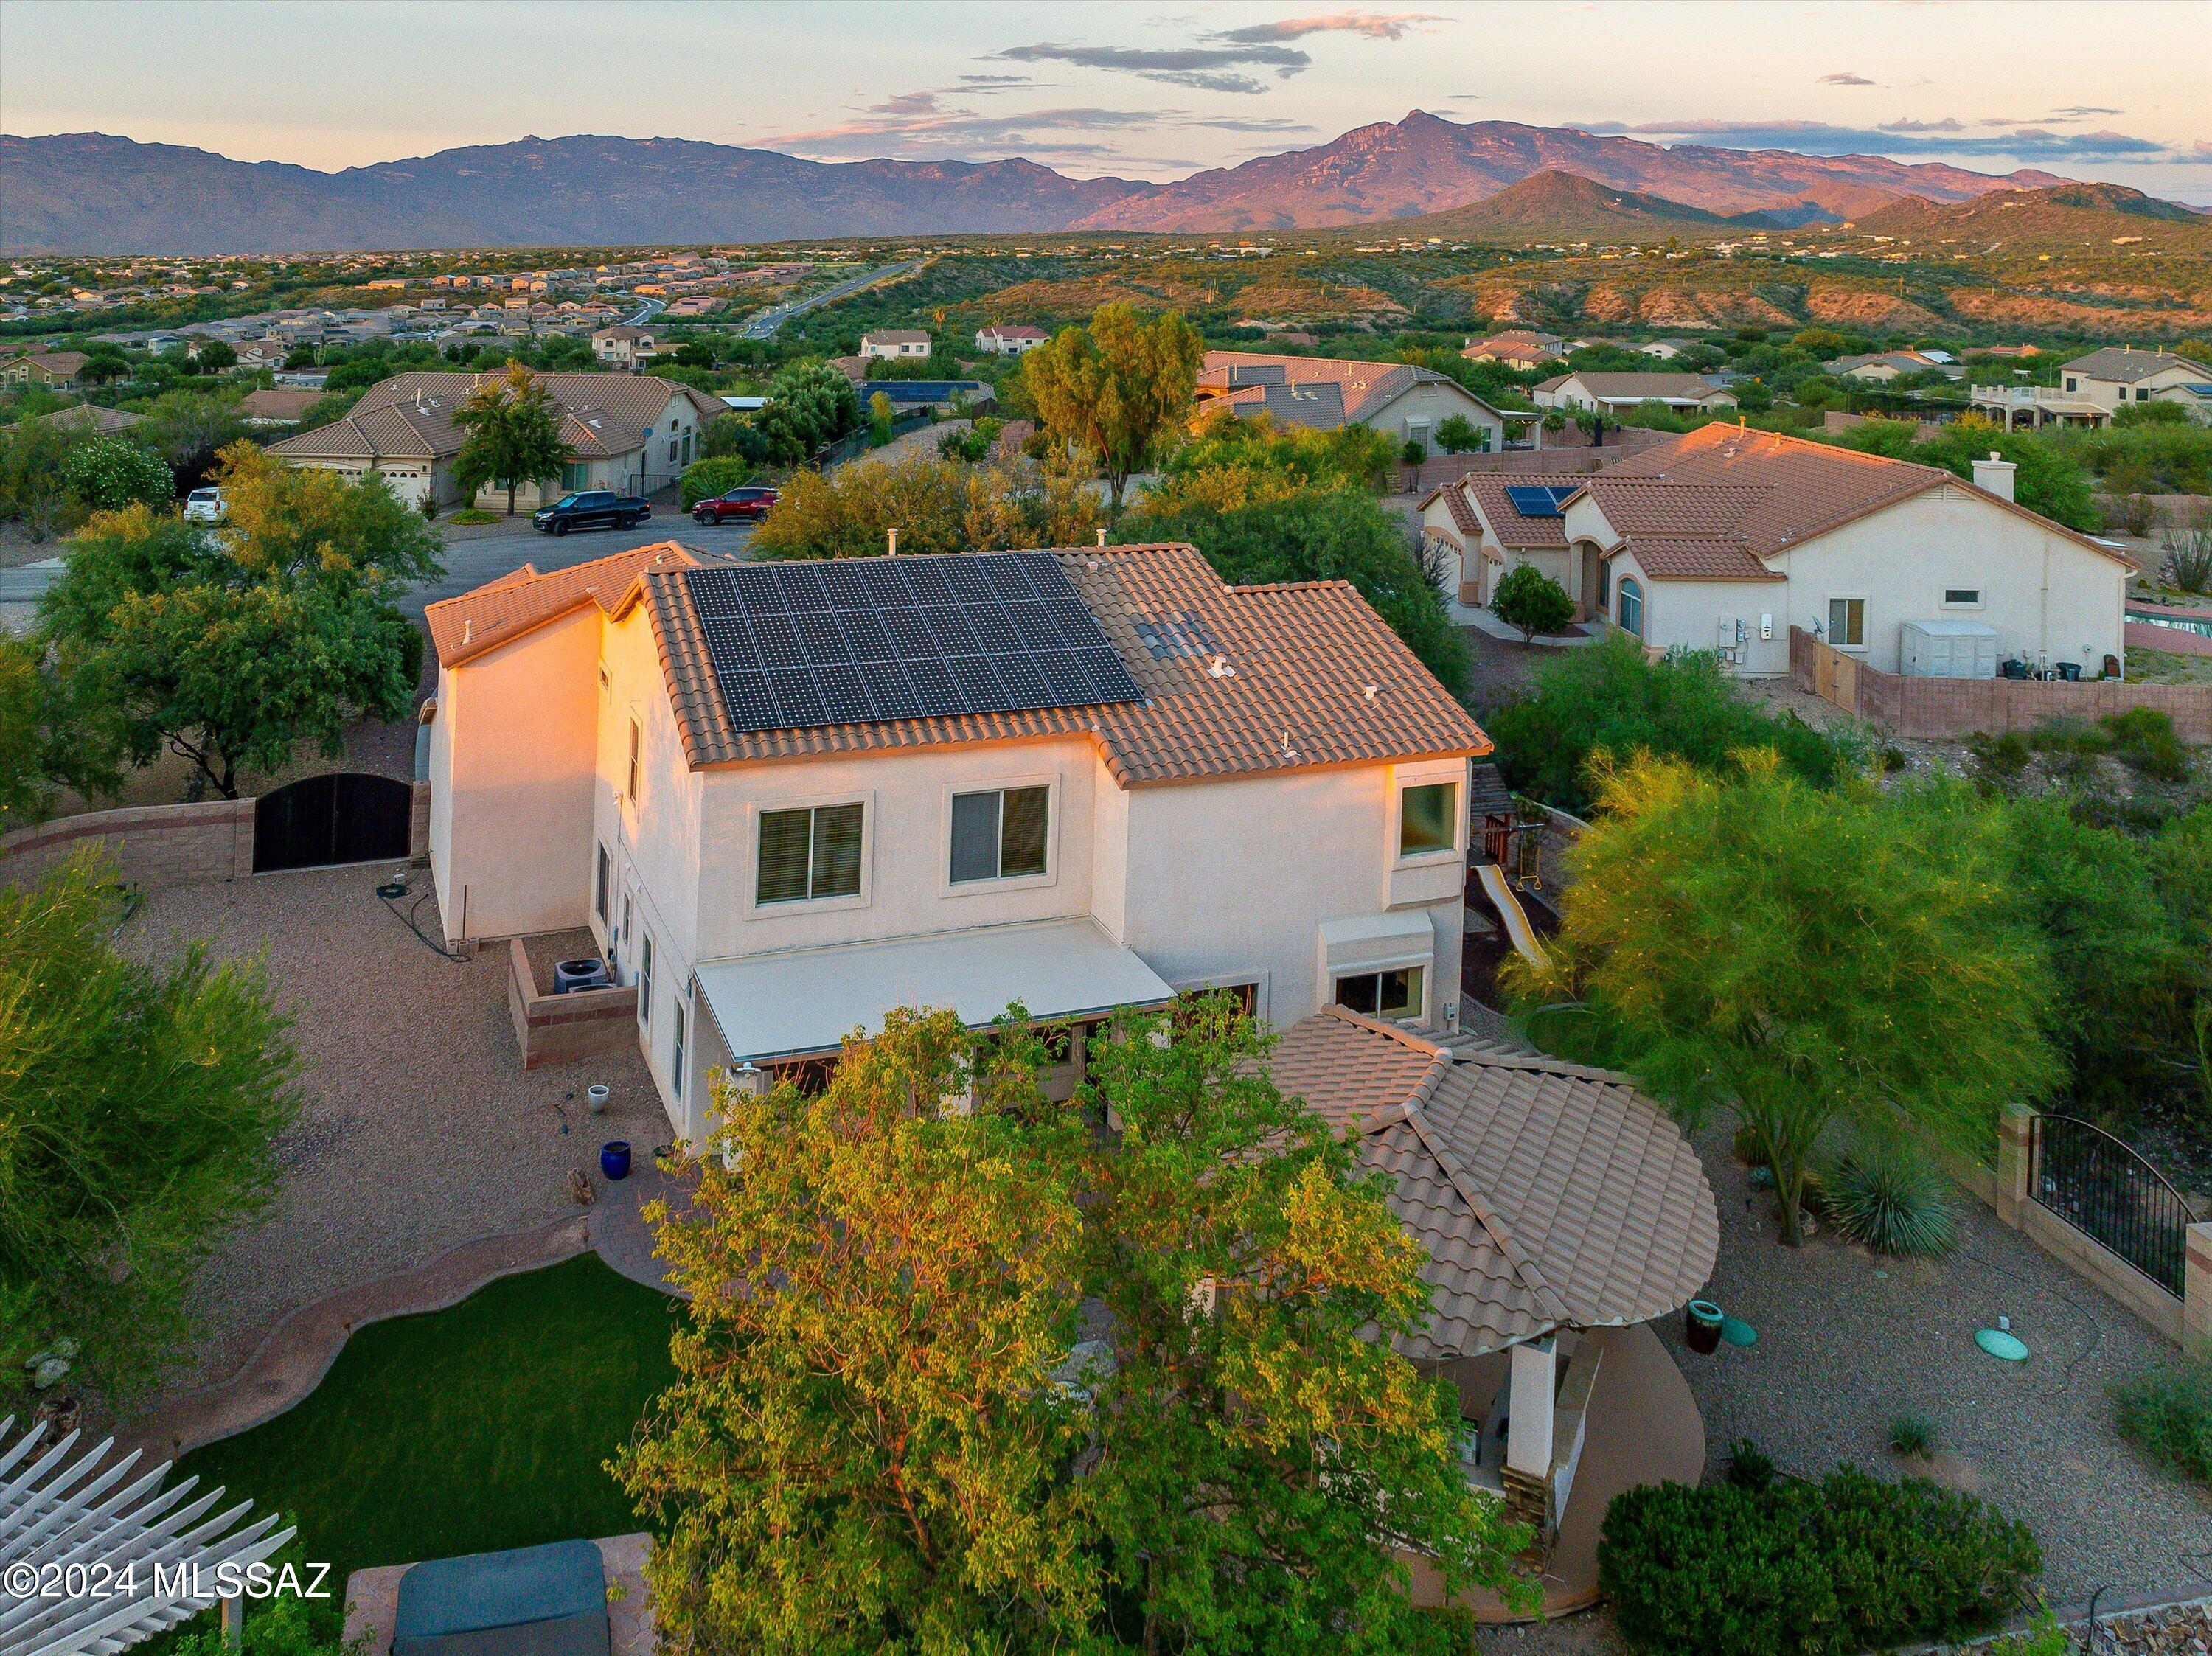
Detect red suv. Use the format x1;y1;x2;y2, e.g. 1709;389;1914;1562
693;486;780;525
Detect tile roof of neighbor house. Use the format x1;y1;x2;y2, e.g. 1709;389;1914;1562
2063;347;2212;384
1267;1006;1718;1358
981;324;1049;341
1539;372;1732;402
627;540;1491;785
863;330;931;346
268;371;723;467
426;543;703;669
1197;350;1526;428
6;401;147;434
235;388;323;422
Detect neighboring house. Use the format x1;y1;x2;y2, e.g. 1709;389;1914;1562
1635;338;1700;361
0;350;88;388
234;340;290;372
591;324;661;369
1195;351;1543;452
975;324;1049;356
828;354;870;384
1825;350;1962;383
423;539;1491;1144
860;330;932;361
266;370;724;511
1533;372;1738;414
2056;346;2212;422
1420;423;2132;676
2;401;147;435
234;387;323;428
1463;331;1564;367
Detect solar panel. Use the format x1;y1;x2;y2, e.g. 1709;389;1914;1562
1503;484;1571;518
687;553;1145;735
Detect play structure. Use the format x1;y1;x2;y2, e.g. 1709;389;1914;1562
1462;772;1562;1005
1475;862;1548;970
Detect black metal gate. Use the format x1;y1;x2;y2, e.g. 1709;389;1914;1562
2031;1113;2191;1298
253;773;412;873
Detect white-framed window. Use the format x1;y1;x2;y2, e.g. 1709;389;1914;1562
1399;781;1458;858
669;995;686;1103
1618;577;1645;639
637;931;654;1030
1941;587;1983;609
757;801;866;905
949;784;1050;884
627;717;642;800
1827;596;1866;649
1336;965;1425;1022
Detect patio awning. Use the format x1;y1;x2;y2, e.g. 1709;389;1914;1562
694;917;1176;1065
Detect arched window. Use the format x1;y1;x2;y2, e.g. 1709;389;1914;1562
1618;577;1645;639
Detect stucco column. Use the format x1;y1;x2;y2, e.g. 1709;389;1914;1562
2185;1223;2212;1357
1993;1103;2035;1230
1505;1339;1556;1479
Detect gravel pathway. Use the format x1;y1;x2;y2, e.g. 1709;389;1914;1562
120;869;665;1396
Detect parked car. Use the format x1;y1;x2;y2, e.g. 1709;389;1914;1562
532;490;650;535
692;486;781;525
183;486;226;523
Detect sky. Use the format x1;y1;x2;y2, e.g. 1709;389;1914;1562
4;0;2209;203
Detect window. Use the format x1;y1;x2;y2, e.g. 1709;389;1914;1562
1176;981;1259;1025
1827;596;1866;648
1943;588;1982;608
757;803;865;904
1336;966;1424;1021
1400;782;1457;857
1596;556;1611;610
594;843;610;921
669;997;686;1102
627;719;641;799
2065;377;2078;392
1618;577;1645;639
637;932;654;1030
949;786;1049;883
560;462;588;490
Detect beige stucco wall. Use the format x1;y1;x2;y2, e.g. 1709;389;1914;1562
1376;380;1508;450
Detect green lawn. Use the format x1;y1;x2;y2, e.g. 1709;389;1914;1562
180;1254;678;1612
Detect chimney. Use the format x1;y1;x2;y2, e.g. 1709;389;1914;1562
1972;450;2016;501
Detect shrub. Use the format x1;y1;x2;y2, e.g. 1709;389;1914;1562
1969;731;2031;782
2112;1358;2212;1485
1490;563;1576;643
2166;524;2212;594
679;453;757;509
1820;1141;1957;1256
2025;717;2111;757
2101;706;2191;783
1598;1469;2040;1656
1888;1409;1938;1458
58;435;175;512
1987;1612;2070;1656
1725;1440;1775;1492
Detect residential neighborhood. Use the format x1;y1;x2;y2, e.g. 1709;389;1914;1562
6;8;2212;1656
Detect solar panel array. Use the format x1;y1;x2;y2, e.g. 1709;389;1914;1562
1503;484;1577;518
686;553;1146;734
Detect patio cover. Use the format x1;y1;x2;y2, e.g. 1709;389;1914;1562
695;916;1177;1064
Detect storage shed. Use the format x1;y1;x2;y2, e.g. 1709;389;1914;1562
1899;619;1997;679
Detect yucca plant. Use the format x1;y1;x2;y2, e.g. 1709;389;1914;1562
1821;1140;1958;1257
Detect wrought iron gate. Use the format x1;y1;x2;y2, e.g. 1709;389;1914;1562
2031;1113;2191;1298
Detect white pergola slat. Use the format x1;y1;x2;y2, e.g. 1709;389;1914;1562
0;1415;295;1656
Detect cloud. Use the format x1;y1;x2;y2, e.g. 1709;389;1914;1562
957;74;1034;88
1591;116;2179;163
1211;11;1443;43
997;41;1308;94
759;93;1312;170
2053;105;2122;118
1882;117;1964;133
1820;72;1876;86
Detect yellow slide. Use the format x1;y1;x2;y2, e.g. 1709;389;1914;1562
1475;863;1549;969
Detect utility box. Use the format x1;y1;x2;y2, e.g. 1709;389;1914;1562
1899;619;1997;678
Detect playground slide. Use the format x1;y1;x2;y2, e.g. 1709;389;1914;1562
1475;863;1549;969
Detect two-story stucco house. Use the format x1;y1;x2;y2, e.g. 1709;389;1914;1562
2057;347;2212;422
423;539;1492;1144
267;370;723;512
1421;424;2132;677
860;330;932;361
1194;351;1541;453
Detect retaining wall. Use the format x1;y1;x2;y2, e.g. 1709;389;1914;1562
0;799;255;891
507;938;639;1071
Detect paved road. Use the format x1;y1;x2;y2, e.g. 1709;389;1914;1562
625;296;665;327
738;261;919;340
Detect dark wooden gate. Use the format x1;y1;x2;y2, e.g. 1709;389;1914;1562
253;773;412;873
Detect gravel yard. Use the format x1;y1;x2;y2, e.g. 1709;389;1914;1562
120;868;664;1396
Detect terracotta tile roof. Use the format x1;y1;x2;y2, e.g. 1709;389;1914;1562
1453;473;1593;550
1610;537;1784;582
269;369;722;466
428;542;702;668
629;541;1491;785
1267;1006;1719;1358
236;388;322;421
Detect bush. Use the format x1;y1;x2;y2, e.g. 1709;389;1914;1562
680;453;757;509
1484;633;1846;813
1888;1410;1938;1458
1725;1440;1775;1492
58;435;175;512
2112;1358;2212;1485
1820;1141;1957;1256
1969;730;2031;782
1489;563;1575;643
1599;1469;2040;1656
2166;524;2212;594
2101;706;2191;783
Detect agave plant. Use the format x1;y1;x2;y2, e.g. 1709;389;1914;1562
1821;1139;1957;1257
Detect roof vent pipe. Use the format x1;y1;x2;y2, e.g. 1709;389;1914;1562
887;526;899;557
1097;527;1107;547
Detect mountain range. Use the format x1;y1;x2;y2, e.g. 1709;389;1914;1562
0;112;2105;254
1377;169;1790;243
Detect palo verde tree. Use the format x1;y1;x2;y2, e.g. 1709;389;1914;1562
40;442;441;799
0;849;301;1405
1023;302;1204;511
453;363;566;515
1505;751;2062;1245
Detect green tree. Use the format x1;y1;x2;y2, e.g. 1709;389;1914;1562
79;348;130;386
59;434;175;512
0;636;118;831
1126;487;1469;693
1434;412;1487;455
1150;412;1392;512
868;388;896;444
41;445;440;799
453;363;566;515
187;338;237;374
754;361;861;466
1506;753;2061;1245
751;451;1102;563
1490;562;1575;644
616;1008;1099;1654
0;416;88;540
133;389;248;487
678;453;755;509
1023;303;1203;509
0;850;300;1405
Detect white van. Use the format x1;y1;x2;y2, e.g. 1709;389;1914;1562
184;487;226;523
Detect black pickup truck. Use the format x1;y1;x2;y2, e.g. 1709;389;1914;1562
532;490;651;535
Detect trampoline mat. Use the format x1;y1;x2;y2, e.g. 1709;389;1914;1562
393;1540;609;1656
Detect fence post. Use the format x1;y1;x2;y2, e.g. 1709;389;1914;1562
1992;1103;2035;1230
2188;1223;2212;1356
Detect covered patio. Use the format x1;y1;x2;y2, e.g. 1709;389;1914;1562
1267;1009;1719;1620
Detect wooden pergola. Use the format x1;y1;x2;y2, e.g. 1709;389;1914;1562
0;1416;294;1656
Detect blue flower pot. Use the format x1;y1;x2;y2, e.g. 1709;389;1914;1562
600;1141;632;1181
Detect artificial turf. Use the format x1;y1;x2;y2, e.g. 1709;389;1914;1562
178;1253;679;1613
